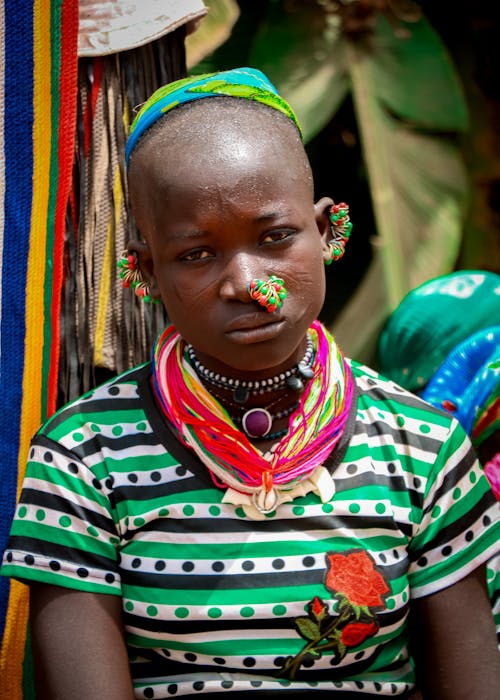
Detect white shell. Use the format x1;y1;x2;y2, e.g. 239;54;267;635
252;487;279;514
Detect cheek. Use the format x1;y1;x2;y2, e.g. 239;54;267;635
287;251;326;304
157;274;216;320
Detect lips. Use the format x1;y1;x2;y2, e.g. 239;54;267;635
224;314;285;343
225;310;283;331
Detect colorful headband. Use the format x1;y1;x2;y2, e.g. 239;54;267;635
125;67;302;167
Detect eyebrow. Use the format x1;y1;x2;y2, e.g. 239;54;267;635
165;209;294;242
254;209;292;223
167;229;208;242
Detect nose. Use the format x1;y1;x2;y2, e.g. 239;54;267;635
219;252;259;303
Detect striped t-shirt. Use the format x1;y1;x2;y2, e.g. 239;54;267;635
2;360;499;699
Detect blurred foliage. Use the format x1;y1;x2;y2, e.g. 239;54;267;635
187;0;481;363
185;0;240;69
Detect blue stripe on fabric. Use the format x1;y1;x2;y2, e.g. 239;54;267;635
0;0;34;641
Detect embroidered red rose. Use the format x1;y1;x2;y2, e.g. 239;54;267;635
311;596;324;616
340;620;379;647
325;550;389;608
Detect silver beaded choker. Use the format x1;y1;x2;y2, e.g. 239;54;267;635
187;335;314;404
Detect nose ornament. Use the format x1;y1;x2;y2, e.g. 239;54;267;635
248;275;287;313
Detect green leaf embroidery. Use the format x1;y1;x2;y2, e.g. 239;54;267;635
295;616;321;642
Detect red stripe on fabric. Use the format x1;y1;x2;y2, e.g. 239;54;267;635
47;0;79;414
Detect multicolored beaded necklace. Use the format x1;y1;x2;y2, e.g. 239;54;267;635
151;320;353;513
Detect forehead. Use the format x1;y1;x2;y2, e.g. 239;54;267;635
128;98;312;205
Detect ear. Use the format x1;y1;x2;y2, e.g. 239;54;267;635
314;196;334;263
127;238;160;298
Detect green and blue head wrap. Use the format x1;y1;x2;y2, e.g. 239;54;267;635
125;67;301;168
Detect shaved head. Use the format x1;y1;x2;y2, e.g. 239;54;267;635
127;97;314;234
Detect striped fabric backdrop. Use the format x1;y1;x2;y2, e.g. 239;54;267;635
0;0;79;695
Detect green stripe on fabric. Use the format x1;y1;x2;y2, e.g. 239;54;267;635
7;521;117;558
25;462;112;508
40;0;62;418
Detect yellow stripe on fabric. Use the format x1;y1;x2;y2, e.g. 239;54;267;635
1;1;52;697
0;582;29;699
94;167;123;366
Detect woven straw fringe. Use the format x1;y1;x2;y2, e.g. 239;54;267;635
59;31;186;404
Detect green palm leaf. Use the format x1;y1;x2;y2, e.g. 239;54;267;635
333;15;468;361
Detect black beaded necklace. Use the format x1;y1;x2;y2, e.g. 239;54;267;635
186;334;314;405
186;335;315;440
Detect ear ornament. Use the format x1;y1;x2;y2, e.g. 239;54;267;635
117;250;158;303
325;202;353;265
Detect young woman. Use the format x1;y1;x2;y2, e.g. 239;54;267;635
2;68;499;699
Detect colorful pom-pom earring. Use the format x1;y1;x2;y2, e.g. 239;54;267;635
248;275;287;312
325;202;353;265
117;250;157;303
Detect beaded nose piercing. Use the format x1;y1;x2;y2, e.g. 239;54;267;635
248;275;287;312
325;202;353;264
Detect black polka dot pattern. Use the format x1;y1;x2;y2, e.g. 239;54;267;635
5;361;494;699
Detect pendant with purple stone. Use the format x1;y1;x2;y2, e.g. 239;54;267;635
241;407;272;438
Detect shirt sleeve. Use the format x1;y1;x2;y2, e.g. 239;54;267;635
407;417;500;598
1;433;122;595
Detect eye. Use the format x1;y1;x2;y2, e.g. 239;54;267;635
261;229;295;244
179;248;213;262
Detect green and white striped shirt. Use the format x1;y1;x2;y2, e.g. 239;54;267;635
2;360;498;698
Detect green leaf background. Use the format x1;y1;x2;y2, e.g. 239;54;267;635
187;1;484;364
